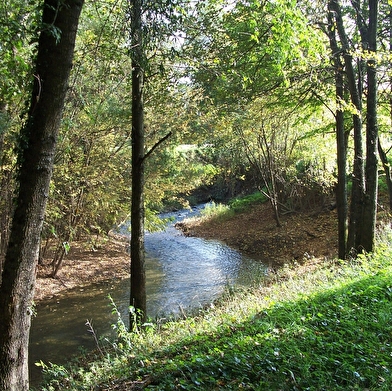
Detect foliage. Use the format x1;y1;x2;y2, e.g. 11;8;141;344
193;192;267;223
0;0;390;387
37;228;392;390
0;0;38;102
236;99;336;218
37;0;134;273
228;191;266;212
40;0;224;265
181;0;337;216
0;0;40;264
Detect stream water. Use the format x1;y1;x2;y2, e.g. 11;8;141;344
29;205;268;387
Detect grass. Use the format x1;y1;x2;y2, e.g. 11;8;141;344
228;191;267;213
197;191;267;222
36;219;392;390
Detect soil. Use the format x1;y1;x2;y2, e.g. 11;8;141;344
34;235;130;302
34;202;338;302
178;202;338;268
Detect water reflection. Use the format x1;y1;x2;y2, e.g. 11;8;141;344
30;205;267;387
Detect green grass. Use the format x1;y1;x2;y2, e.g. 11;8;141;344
228;191;267;213
36;233;392;391
197;191;267;222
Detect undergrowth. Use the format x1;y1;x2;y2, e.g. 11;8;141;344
198;191;267;221
36;227;392;391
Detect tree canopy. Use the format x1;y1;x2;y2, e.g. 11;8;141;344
2;0;392;388
1;0;391;269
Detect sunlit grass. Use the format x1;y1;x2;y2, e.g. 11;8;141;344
197;191;267;222
200;201;232;219
228;191;267;212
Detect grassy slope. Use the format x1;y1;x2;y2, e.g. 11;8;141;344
37;201;392;391
38;251;392;390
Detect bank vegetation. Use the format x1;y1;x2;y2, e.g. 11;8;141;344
37;207;392;390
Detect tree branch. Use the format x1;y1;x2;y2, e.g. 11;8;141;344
143;131;172;161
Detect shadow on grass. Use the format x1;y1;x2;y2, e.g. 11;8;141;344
119;271;392;391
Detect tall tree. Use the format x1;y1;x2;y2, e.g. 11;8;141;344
127;0;192;327
327;5;348;259
0;0;84;389
361;0;379;251
129;0;147;327
328;0;379;255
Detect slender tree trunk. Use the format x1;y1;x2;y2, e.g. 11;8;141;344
335;76;348;259
0;1;83;389
130;0;147;329
329;0;365;255
378;141;392;211
362;0;379;252
327;7;348;259
385;7;392;212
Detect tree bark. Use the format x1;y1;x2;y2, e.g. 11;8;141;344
362;0;379;252
378;140;392;211
0;0;83;389
329;0;365;255
130;0;147;329
327;6;348;259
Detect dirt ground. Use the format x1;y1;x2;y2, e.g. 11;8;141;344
34;236;130;302
34;202;338;302
179;202;338;268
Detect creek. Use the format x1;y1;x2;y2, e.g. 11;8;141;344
29;205;268;387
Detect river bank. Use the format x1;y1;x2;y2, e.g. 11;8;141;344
179;201;338;267
37;223;392;391
34;201;338;302
34;237;130;302
35;201;392;390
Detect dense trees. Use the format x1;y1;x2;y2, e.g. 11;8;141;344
327;0;381;256
183;0;337;223
185;0;389;257
41;0;134;273
1;0;392;387
2;1;390;274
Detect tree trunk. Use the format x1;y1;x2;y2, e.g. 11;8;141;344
335;73;348;260
378;141;392;211
329;0;365;255
361;0;379;252
0;0;83;389
327;7;348;259
130;0;147;329
329;0;379;255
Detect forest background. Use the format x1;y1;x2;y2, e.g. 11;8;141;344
1;0;392;271
0;1;391;271
1;0;392;389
